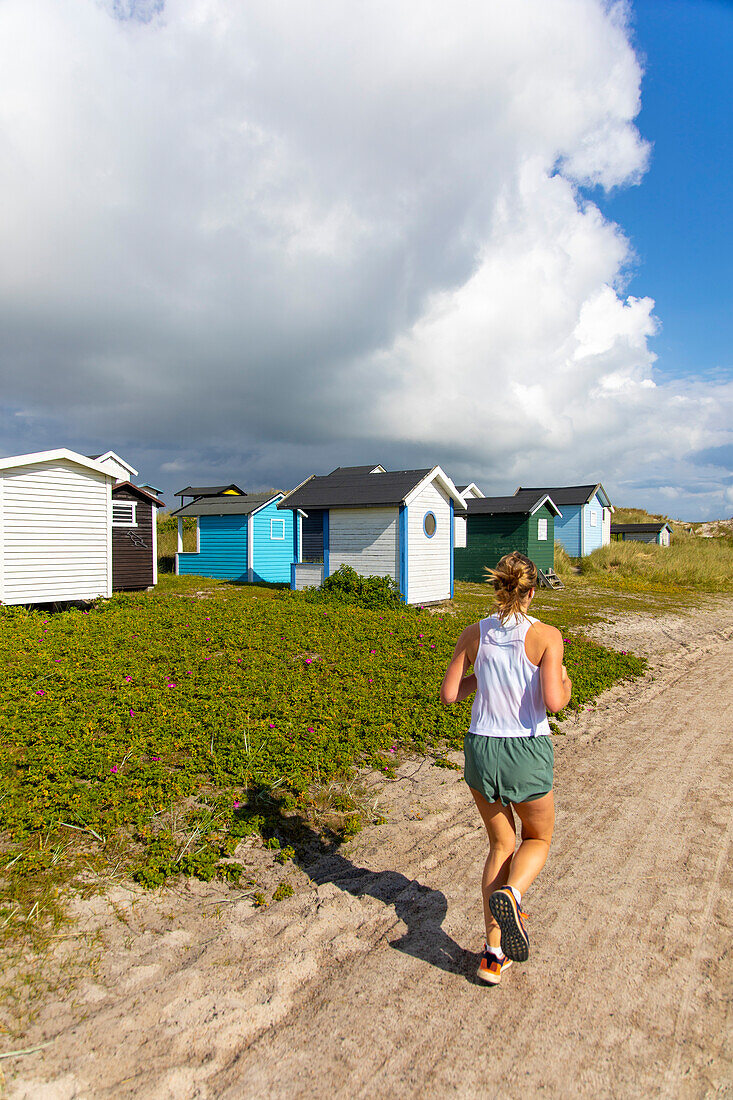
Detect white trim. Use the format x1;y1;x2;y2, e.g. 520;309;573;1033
537;517;548;541
528;494;561;517
112;501;138;527
402;466;466;509
249;493;284;517
247;513;254;581
270;517;286;540
196;518;201;553
93;451;138;478
177;518;183;554
459;482;484;500
278;474;315;507
0;448;117;479
152;505;158;585
105;481;113;597
589;510;598;527
298;513;303;562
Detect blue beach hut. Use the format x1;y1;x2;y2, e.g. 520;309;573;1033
514;484;614;557
172;491;302;583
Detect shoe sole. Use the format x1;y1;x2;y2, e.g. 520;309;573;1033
477;958;512;985
489;892;529;962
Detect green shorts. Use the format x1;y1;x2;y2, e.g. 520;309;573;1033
464;733;554;806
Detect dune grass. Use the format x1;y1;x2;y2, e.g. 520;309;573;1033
579;533;733;592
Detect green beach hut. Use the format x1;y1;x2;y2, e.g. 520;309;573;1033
454;491;561;582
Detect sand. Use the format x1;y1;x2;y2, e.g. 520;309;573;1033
4;600;733;1099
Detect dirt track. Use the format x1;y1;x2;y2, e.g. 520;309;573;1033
7;604;733;1099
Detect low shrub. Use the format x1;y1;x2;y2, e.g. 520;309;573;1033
313;564;405;610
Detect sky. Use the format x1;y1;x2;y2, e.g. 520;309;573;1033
0;0;731;519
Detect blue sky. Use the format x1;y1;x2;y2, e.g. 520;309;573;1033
0;0;731;519
599;0;732;384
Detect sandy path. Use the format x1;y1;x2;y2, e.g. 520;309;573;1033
7;605;733;1099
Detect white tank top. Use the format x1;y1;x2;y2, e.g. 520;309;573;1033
468;614;551;738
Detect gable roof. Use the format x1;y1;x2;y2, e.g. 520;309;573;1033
0;448;116;479
611;522;672;535
457;482;484;499
279;466;466;510
328;464;386;475
467;491;561;517
112;481;165;507
89;451;138;478
514;483;613;508
171;492;281;518
175;484;246;499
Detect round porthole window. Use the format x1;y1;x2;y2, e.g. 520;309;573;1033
423;511;437;538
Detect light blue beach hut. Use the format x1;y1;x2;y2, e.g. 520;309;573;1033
172;491;302;583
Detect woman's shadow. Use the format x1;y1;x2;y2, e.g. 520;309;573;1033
237;787;483;985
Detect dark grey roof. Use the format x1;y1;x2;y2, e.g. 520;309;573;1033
112;481;165;507
280;469;434;509
171;493;278;517
515;483;612;507
175;484;246;498
611;522;672;534
467;491;561;517
328;464;384;476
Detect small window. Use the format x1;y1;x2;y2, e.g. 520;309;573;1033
112;502;137;527
589;510;598;527
537;518;548;541
270;518;286;540
423;511;437;538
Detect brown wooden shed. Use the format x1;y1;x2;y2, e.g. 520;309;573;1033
111;482;165;591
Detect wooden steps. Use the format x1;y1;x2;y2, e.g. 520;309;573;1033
538;568;565;590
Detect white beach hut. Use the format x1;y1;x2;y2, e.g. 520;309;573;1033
279;464;466;604
0;449;116;605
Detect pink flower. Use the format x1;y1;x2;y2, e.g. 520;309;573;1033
168;682;176;688
269;722;275;728
36;690;45;696
129;709;134;717
234;800;243;809
204;657;210;661
186;671;193;675
124;676;132;682
430;644;435;649
388;748;395;754
368;678;373;683
307;726;314;733
304;658;312;664
370;649;376;654
110;765;118;774
237;658;242;663
151;755;160;761
418;634;424;639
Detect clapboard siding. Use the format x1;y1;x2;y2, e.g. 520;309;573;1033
553;505;582;557
1;459;112;604
455;507;555;582
177;514;248;580
293;563;324;590
112;488;155;590
252;502;295;583
328;507;399;580
406;481;451;603
582;494;604;555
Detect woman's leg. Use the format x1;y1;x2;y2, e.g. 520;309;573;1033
470;787;517;947
506;791;555;896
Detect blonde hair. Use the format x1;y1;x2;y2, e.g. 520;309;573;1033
485;551;537;623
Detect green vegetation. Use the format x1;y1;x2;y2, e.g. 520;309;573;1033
311;563;404;610
0;574;646;939
578;535;733;592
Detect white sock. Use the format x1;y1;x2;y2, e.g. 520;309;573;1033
485;943;503;959
508;886;521;905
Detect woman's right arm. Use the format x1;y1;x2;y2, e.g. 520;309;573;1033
539;626;572;712
440;623;480;705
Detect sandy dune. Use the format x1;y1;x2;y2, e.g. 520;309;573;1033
5;603;733;1099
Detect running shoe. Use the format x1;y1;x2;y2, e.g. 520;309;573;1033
477;945;513;985
488;888;530;962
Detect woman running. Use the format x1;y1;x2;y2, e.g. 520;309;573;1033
440;551;571;984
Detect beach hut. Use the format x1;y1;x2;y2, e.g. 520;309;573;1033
454;483;484;548
92;453;165;592
110;482;165;590
611;522;673;546
279;465;466;604
513;484;613;557
454;491;561;583
0;448;116;605
172;492;300;583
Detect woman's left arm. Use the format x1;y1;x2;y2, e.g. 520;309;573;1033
440;623;479;705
